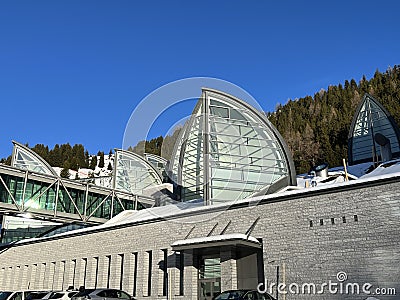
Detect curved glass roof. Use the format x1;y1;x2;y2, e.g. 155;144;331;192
113;149;163;194
169;88;296;204
11;141;58;176
348;94;400;165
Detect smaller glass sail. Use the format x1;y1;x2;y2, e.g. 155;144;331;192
113;149;163;195
348;94;400;165
11;141;58;176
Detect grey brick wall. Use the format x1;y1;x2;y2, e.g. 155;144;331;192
0;176;399;300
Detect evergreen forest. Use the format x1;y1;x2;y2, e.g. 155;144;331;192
268;66;400;173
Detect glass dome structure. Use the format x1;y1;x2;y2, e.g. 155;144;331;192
169;88;296;204
348;93;400;165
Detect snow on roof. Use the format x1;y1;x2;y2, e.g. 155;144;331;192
171;233;261;249
360;159;400;179
329;162;373;178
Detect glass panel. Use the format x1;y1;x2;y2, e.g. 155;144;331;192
199;258;221;279
12;144;55;176
208;96;287;201
171;91;292;203
115;150;162;195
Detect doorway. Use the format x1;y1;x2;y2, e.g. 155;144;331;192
198;257;221;300
198;278;221;300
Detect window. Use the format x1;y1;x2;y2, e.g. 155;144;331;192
60;261;66;290
342;216;347;223
331;218;335;225
132;252;138;297
72;260;76;288
354;215;358;222
147;251;152;297
96;291;107;298
72;290;94;298
119;254;124;291
106;290;118;298
162;249;168;296
10;293;22;300
49;293;63;299
117;291;130;299
26;292;49;300
199;258;220;279
176;252;184;296
0;292;12;300
210;105;229;119
320;219;324;226
106;256;111;289
94;257;99;289
82;258;88;287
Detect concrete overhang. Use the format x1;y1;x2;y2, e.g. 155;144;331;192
171;233;261;251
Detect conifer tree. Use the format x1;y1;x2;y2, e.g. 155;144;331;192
84;150;90;168
60;167;70;179
98;151;105;168
89;155;97;170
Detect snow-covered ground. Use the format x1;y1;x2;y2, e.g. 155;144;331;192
52;153;114;185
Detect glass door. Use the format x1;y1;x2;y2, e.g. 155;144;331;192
198;278;221;300
198;257;221;300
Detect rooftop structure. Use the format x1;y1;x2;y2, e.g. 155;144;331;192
113;149;163;195
169;88;296;204
348;93;400;165
11;141;58;176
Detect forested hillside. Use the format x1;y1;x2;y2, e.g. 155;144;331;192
268;65;400;173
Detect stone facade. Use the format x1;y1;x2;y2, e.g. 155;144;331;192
0;175;399;300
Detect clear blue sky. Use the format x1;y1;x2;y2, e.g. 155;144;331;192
1;0;399;158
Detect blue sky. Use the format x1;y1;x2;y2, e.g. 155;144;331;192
1;0;399;158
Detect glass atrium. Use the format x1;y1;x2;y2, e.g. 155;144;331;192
169;88;296;204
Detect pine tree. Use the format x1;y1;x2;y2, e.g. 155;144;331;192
98;151;105;168
89;155;97;170
72;144;86;169
84;150;90;168
107;162;113;171
60;167;70;179
48;144;62;167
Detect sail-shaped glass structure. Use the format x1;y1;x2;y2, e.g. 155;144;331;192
11;141;58;176
113;149;163;194
169;88;296;204
348;93;400;165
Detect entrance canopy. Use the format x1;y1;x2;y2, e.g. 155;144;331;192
171;233;261;251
